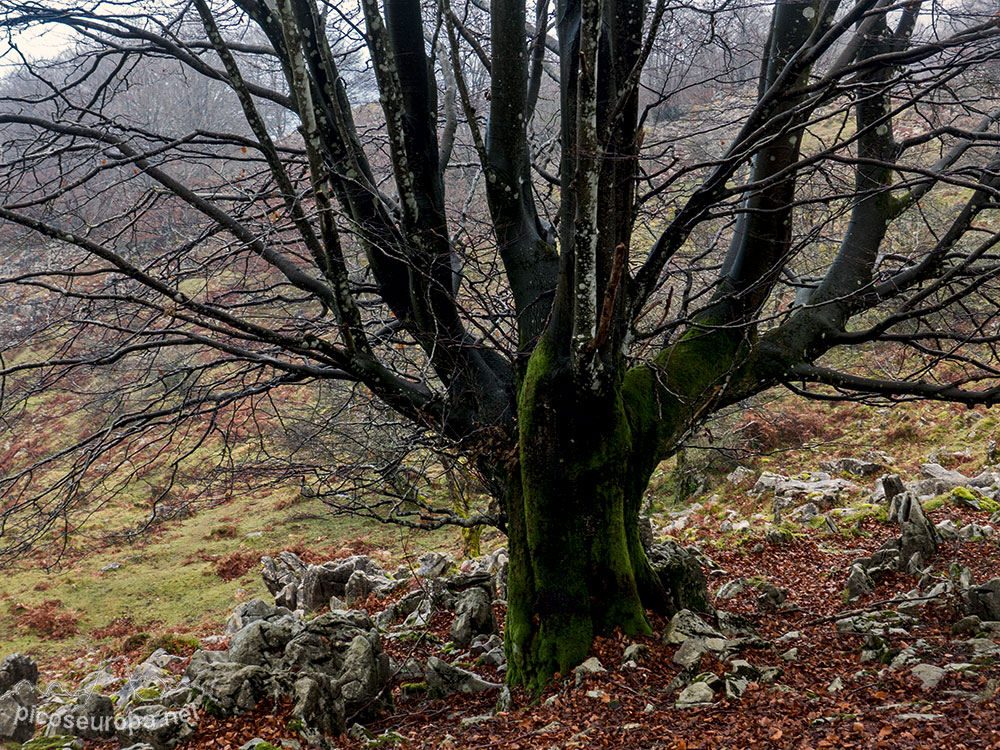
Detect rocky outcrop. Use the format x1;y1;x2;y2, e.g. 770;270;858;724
0;654;38;694
819;457;884;477
753;472;860;511
0;679;37;743
187;604;391;735
450;587;496;649
896;493;939;572
425;657;501;698
260;552;402;614
42;692;115;741
849;491;941;596
911;464;1000;498
115;704;196;750
414;552;454;579
965;578;1000;621
647;541;711;613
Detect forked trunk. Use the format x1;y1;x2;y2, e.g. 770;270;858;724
504;336;670;689
503;326;759;688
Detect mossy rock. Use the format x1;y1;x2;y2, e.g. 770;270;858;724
922;495;948;512
20;737;83;750
143;632;200;658
366;730;406;747
945;487;1000;513
134;685;162;701
399;681;427;699
648;541;712;614
199;695;225;718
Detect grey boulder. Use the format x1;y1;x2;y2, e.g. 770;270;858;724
965;578;1000;621
0;654;38;694
0;679;37;743
115;704;196;750
43;692;115;740
450;587;496;649
425;657;500;697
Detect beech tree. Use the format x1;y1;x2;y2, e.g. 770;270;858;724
1;0;999;687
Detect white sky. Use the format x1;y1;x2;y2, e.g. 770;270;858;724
1;22;73;73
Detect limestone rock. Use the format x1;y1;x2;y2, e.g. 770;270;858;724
186;607;390;736
663;609;723;646
910;663;947;691
415;552;453;579
449;587;495;649
0;654;38;694
259;551;307;598
835;610;915;636
915;463;1000;496
0;679;37;743
115;704;196;750
880;474;906;504
622;644;651;665
43;692;115;740
573;657;606;686
896;493;939;571
726;466;755;484
756;472;860;510
965;578;1000;621
755;582;788;611
647;541;711;613
228;615;301;668
820;457;884;477
724;660;762;700
674;680;716;708
936;519;960;540
334;633;391;722
425;658;500;697
715;579;745;599
226;598;289;637
672;638;709;669
846;564;875;601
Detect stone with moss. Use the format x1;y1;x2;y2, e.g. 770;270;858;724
21;737;84;750
238;741;281;750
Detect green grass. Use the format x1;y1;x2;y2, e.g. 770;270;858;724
0;486;466;671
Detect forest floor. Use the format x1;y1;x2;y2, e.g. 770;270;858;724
5;396;1000;749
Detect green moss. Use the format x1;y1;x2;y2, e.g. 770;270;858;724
20;737;83;750
950;487;1000;513
922;495;948;512
366;731;406;747
509;335;653;690
951;486;979;504
134;685;162;701
286;718;307;733
199;696;225;718
143;632;200;659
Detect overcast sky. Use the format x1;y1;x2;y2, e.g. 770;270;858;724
1;15;74;76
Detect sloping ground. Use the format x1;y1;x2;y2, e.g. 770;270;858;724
350;523;1000;750
0;488;459;675
5;397;1000;749
23;475;1000;750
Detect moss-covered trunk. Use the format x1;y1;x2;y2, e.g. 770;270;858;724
502;325;759;688
505;337;670;689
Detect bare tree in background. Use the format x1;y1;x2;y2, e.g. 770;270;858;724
0;0;999;686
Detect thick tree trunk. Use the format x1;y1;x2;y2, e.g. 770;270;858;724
503;327;762;688
504;336;667;689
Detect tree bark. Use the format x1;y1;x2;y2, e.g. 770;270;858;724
505;334;659;689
